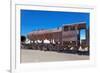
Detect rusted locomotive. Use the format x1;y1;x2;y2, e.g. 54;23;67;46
26;22;89;55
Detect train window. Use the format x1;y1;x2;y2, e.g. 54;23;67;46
63;26;69;31
80;29;86;40
70;26;75;30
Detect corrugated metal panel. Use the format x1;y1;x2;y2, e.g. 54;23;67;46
62;31;78;41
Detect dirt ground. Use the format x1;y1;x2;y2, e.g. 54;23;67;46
20;49;89;63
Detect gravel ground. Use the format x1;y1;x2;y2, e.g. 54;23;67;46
20;49;89;63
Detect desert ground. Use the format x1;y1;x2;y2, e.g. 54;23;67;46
21;49;89;63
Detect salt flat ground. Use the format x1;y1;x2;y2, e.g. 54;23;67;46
21;49;89;63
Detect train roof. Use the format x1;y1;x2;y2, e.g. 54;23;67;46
28;22;86;36
62;22;86;29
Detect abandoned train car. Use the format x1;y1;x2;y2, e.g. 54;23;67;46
27;22;89;53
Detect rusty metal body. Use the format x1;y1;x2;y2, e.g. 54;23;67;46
27;22;88;53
